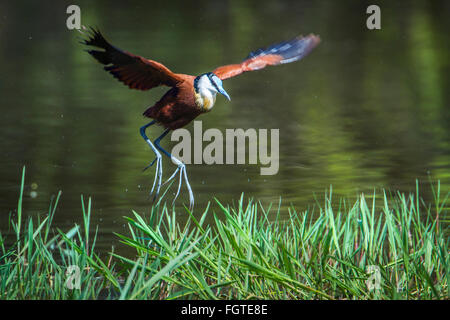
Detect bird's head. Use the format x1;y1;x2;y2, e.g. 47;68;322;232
194;73;230;110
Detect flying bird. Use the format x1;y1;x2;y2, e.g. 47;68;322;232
82;27;320;209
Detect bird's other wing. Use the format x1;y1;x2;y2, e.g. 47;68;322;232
82;27;184;90
213;34;320;80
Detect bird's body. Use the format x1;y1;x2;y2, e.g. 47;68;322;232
82;28;320;208
143;76;201;130
144;72;232;129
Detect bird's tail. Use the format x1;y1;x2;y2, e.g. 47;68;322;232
143;107;156;118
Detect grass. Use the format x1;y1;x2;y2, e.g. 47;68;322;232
0;167;448;299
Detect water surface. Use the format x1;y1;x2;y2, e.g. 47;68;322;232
0;0;448;254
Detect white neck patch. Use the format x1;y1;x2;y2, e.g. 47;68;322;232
195;75;218;111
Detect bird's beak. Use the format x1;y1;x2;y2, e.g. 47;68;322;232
218;86;231;101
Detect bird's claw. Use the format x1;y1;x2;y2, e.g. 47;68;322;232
149;154;163;201
163;157;194;210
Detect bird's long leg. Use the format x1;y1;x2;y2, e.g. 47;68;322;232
140;121;163;200
154;129;195;210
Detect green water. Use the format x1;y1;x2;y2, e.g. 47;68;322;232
0;0;448;254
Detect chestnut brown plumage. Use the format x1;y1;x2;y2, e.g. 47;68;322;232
82;27;320;208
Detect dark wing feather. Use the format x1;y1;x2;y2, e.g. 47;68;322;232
213;34;320;80
82;28;183;90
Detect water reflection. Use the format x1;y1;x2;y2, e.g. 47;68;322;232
0;0;448;255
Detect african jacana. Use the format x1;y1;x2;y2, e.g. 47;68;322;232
82;28;320;209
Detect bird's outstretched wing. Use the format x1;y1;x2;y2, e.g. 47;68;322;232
213;34;320;80
82;28;184;90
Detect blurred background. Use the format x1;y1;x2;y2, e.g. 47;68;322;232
0;0;448;254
